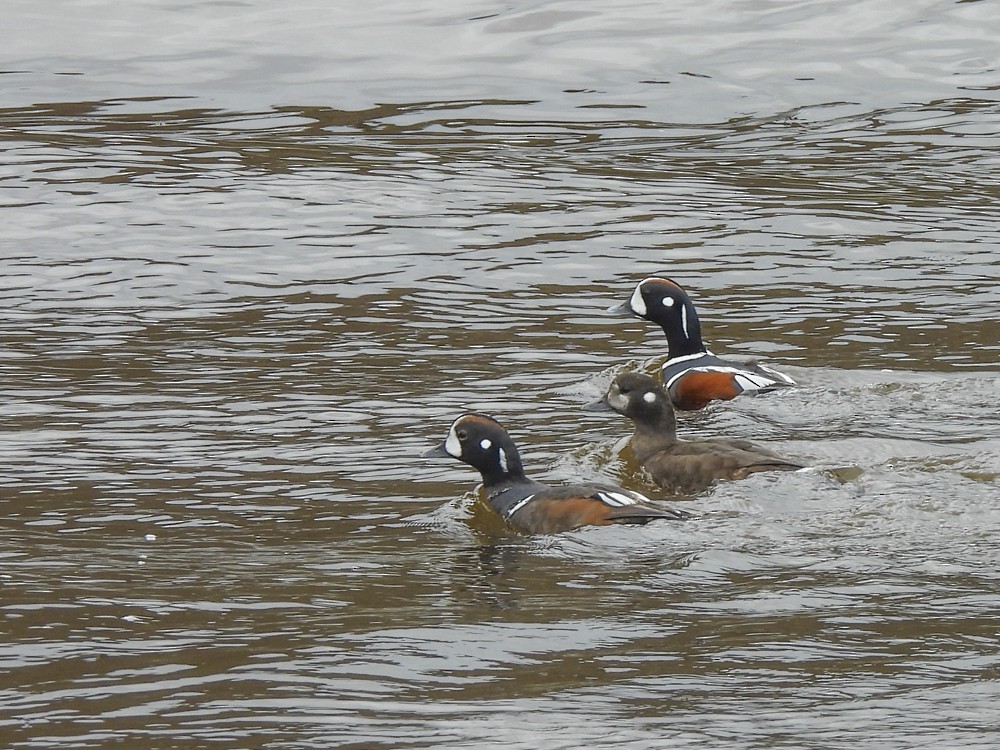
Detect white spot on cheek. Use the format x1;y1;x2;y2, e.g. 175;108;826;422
445;429;462;458
480;438;492;450
629;285;647;317
643;391;657;403
662;296;675;307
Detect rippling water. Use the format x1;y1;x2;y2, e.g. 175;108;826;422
2;0;1000;747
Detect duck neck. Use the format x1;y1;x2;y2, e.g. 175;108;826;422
629;409;679;462
477;443;527;491
658;299;705;358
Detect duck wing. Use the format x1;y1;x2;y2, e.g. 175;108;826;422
507;484;690;534
644;442;804;494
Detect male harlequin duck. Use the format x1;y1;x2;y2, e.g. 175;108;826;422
587;372;804;494
609;277;795;410
424;413;690;534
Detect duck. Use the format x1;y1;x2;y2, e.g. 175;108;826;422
609;276;795;410
587;372;804;494
424;412;690;534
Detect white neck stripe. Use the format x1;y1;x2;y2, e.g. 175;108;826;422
664;351;713;365
504;494;534;518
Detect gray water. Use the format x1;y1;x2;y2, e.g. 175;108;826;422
2;0;1000;747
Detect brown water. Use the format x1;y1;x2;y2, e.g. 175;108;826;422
2;0;1000;747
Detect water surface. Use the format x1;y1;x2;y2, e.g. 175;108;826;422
2;0;1000;747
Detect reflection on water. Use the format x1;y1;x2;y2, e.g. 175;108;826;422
2;0;1000;747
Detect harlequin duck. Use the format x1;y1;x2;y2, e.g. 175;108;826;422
587;372;804;494
424;413;690;534
609;277;795;410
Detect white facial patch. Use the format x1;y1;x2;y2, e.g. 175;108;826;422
480;438;492;450
608;388;628;411
444;427;462;458
643;391;657;403
629;285;647;317
661;296;675;308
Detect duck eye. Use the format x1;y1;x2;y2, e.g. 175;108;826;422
456;429;468;440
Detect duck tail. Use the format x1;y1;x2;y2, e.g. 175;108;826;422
608;503;692;524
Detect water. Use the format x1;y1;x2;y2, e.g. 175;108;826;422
2;0;1000;747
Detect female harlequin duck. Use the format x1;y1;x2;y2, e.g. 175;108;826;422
587;372;804;494
609;277;795;410
424;413;690;534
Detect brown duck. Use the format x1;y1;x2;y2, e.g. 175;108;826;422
424;413;690;534
609;277;796;410
587;372;804;494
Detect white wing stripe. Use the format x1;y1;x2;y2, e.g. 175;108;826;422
506;490;649;518
756;363;796;385
597;491;641;507
734;373;772;390
665;364;785;390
